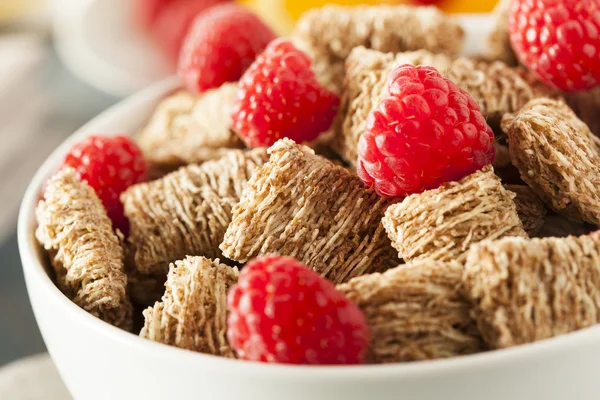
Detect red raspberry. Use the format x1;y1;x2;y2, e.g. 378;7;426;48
178;3;276;93
357;64;494;198
60;135;147;234
227;256;370;365
509;0;600;92
151;0;230;65
231;39;340;148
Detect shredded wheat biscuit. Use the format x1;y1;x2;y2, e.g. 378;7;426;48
336;47;555;166
504;184;547;236
220;139;396;283
382;166;527;264
502;98;600;225
135;84;243;173
291;5;463;93
140;256;238;356
485;0;517;66
448;59;557;126
122;148;268;276
463;233;600;349
35;168;133;330
338;260;485;363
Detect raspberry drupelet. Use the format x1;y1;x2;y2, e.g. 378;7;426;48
226;256;370;365
231;38;340;148
509;0;600;92
357;64;495;198
178;3;276;93
60;135;147;234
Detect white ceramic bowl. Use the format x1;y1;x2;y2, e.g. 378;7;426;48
18;77;600;400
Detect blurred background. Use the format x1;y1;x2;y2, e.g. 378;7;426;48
0;0;499;391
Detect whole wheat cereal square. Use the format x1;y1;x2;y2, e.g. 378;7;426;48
382;166;527;264
140;256;238;356
220;139;396;283
447;58;558;126
338;260;485;363
122;148;268;277
36;168;133;330
463;233;600;349
485;0;517;66
135;83;243;174
501;98;600;225
336;47;557;166
291;5;463;93
504;184;547;236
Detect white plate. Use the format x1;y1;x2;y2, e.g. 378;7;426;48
51;0;492;97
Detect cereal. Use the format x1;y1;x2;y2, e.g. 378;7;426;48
485;0;517;66
448;59;557;126
140;256;238;356
336;47;555;166
464;233;600;349
382;166;527;264
220;139;396;283
338;260;485;363
502;98;600;225
292;5;463;93
504;184;547;236
135;84;243;174
122;149;268;277
35;168;133;330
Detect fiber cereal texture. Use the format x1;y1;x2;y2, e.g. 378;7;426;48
122;149;268;277
220;139;395;283
140;256;238;356
464;233;600;349
135;84;242;174
382;166;527;263
292;5;463;93
35;167;133;330
502;98;600;225
338;260;485;363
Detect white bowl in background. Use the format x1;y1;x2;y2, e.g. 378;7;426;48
51;0;489;98
52;0;172;97
17;76;600;400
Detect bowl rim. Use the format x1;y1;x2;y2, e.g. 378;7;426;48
18;76;600;379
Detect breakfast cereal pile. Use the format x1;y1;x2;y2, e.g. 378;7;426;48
35;0;600;365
